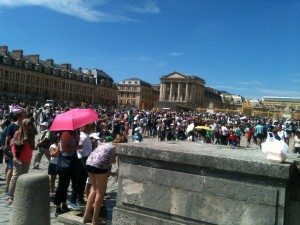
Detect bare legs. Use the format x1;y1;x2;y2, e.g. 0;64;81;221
83;172;108;225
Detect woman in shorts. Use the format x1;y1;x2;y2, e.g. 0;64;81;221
83;134;127;225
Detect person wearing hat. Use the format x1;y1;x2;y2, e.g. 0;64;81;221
294;128;300;154
132;127;143;142
32;122;52;169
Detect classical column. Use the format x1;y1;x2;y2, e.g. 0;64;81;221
169;82;173;101
159;83;163;101
177;83;181;101
163;83;166;100
185;83;189;101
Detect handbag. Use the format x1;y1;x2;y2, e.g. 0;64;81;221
261;132;288;163
56;153;78;176
15;143;25;159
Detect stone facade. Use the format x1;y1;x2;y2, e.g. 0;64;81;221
117;78;159;110
0;46;118;106
204;87;223;108
220;91;245;110
262;96;300;111
157;71;206;110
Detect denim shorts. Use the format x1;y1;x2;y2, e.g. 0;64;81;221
6;157;13;169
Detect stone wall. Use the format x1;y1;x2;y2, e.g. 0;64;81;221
113;142;300;225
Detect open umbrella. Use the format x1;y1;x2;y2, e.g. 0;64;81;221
9;105;23;113
195;126;212;131
49;108;99;131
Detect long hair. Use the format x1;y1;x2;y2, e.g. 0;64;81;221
12;118;35;148
113;133;128;144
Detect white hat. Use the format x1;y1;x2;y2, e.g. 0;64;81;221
135;127;140;132
89;133;101;139
40;122;49;127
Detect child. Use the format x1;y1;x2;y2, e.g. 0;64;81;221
228;130;238;149
48;143;59;197
245;127;253;148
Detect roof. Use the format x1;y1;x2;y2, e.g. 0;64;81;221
262;96;300;102
160;71;206;83
119;78;152;87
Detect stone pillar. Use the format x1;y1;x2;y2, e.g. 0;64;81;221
10;173;50;225
169;83;173;101
159;83;163;101
185;83;189;101
177;83;181;101
163;83;166;100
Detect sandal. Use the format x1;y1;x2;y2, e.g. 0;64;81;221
83;217;92;224
7;197;13;204
92;219;106;225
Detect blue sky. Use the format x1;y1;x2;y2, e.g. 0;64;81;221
0;0;299;99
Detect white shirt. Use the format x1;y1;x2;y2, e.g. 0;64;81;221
294;136;300;148
77;132;93;158
277;130;286;140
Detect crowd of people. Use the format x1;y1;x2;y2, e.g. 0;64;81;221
0;102;300;224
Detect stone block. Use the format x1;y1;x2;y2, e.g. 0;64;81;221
170;188;276;225
113;207;202;225
120;179;171;213
120;163;279;207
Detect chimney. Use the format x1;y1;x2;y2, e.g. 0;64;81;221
28;54;40;64
0;46;8;55
12;50;23;59
61;63;71;71
45;59;54;66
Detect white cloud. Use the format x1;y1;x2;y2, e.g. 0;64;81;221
257;88;300;97
235;80;262;86
0;0;132;22
127;0;160;14
170;52;182;57
212;85;245;92
120;55;166;68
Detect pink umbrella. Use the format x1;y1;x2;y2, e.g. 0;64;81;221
9;105;23;113
49;108;99;131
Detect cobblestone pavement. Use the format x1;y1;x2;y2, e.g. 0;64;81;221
0;150;118;225
0;135;296;224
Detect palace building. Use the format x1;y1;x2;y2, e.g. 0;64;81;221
156;71;206;110
117;78;159;110
0;46;118;106
262;96;300;111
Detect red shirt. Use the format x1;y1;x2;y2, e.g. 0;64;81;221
11;142;33;163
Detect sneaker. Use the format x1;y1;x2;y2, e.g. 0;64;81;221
68;202;80;211
55;208;64;217
77;199;85;207
5;186;9;195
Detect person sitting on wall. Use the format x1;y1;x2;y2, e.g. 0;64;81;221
132;127;143;142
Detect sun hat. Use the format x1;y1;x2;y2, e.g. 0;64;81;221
40;122;49;127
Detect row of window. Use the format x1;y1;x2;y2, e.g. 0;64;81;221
118;86;155;94
119;86;139;91
119;99;137;106
1;58;95;84
0;69;98;94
